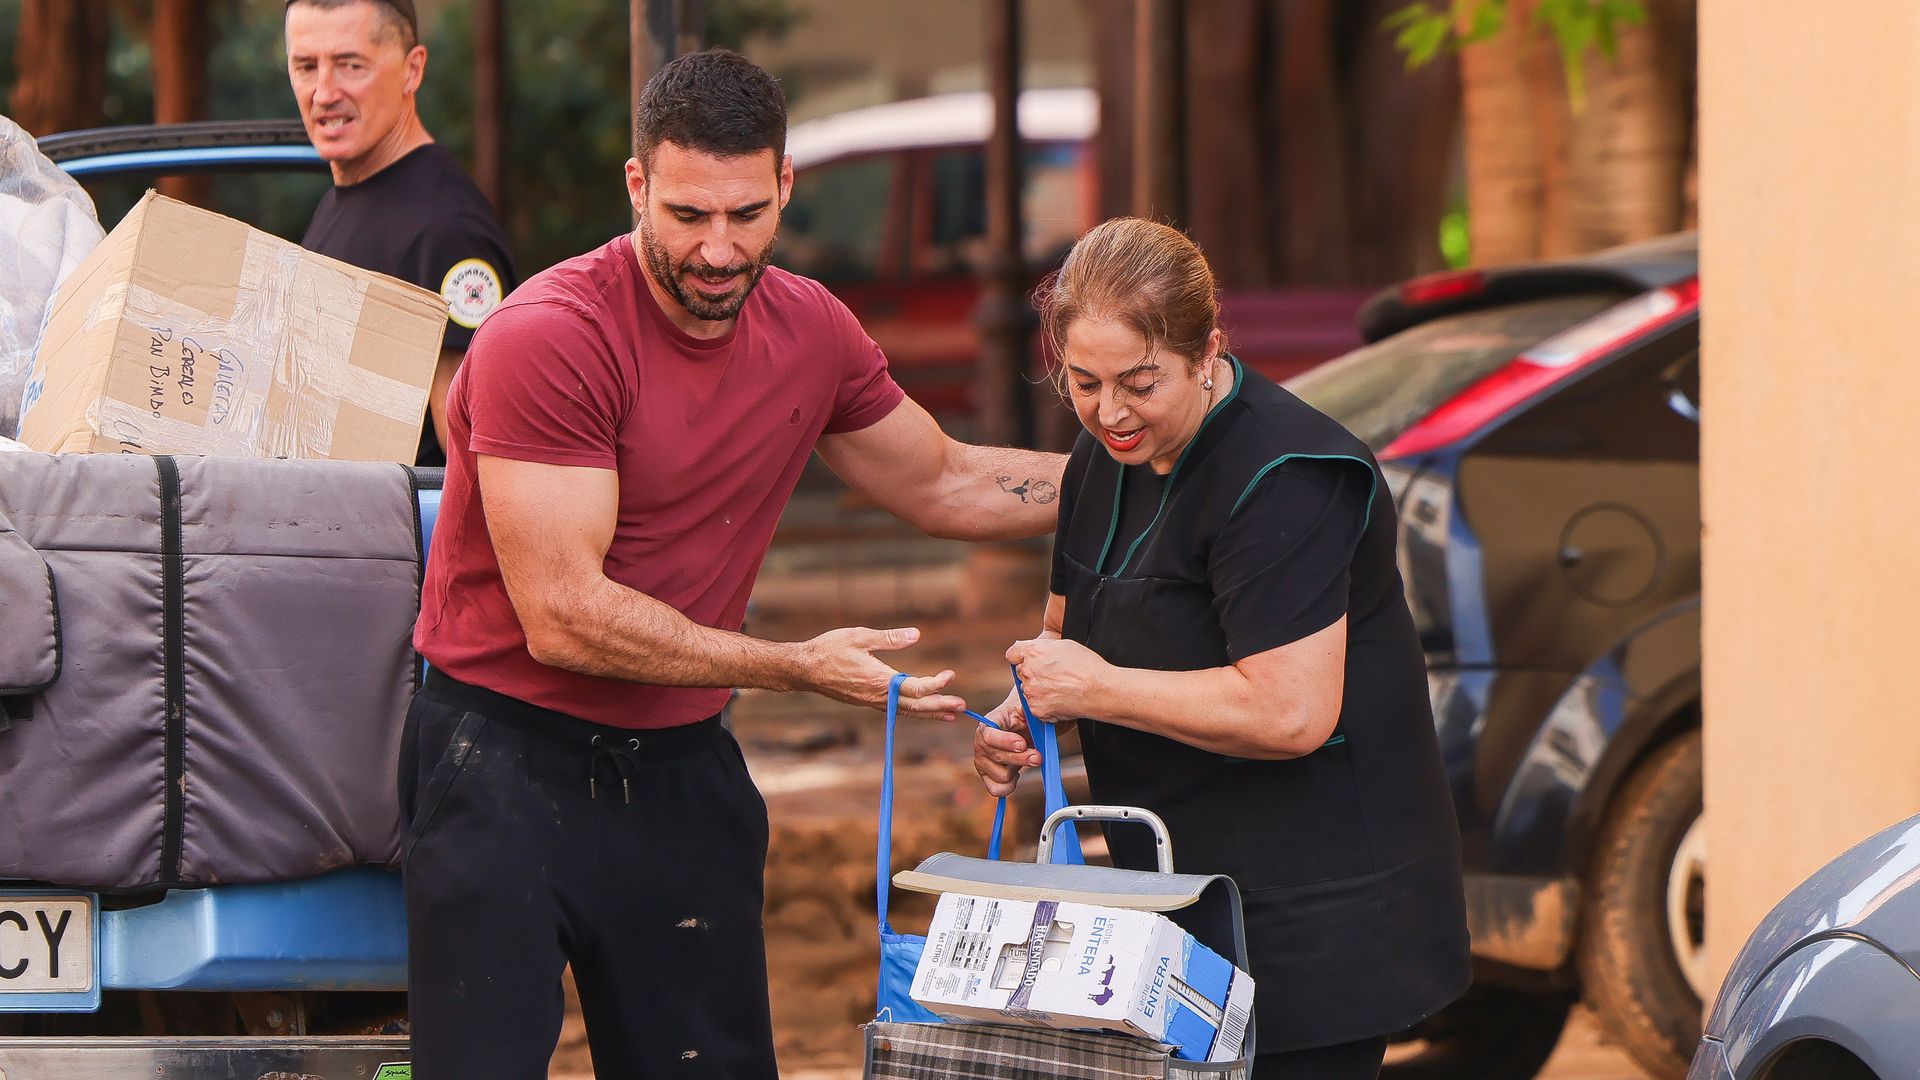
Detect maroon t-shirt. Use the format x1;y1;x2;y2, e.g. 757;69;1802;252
415;233;904;728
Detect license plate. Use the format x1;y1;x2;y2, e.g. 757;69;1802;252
0;892;96;1005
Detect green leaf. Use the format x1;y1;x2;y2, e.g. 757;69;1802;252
1463;1;1506;44
1594;0;1647;56
1403;18;1452;68
1564;49;1589;112
1594;13;1618;55
1390;0;1638;111
1381;2;1436;33
1606;0;1649;25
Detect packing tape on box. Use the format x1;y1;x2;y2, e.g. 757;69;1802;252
268;238;430;446
272;396;341;459
251;237;430;453
83;236;426;457
88;278;276;456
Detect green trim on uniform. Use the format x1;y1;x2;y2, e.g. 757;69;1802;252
1095;464;1126;574
1111;357;1246;577
1229;452;1379;534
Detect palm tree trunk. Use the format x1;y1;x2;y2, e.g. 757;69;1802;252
1460;0;1697;263
1557;0;1697;249
1458;0;1548;264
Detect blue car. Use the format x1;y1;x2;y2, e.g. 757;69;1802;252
1689;813;1920;1080
1286;235;1703;1078
1;122;425;1072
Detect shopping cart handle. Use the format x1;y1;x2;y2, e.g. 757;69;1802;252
1038;805;1174;874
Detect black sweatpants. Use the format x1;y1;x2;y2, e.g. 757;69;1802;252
401;671;775;1080
1253;1034;1389;1078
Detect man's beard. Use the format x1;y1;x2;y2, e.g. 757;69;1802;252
639;214;778;324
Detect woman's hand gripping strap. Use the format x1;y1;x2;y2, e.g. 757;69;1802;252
1012;664;1085;865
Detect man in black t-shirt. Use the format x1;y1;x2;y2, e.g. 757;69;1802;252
285;0;516;466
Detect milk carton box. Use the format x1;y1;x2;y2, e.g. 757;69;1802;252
908;893;1254;1062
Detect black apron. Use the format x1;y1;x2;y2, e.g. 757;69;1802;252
1053;358;1470;1052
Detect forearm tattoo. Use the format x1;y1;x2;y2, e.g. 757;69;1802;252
997;475;1059;505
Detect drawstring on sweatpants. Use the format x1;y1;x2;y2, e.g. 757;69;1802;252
589;734;643;803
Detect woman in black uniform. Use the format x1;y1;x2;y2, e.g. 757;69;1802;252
974;218;1469;1077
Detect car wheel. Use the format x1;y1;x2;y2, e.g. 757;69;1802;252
1578;729;1704;1079
1381;986;1571;1080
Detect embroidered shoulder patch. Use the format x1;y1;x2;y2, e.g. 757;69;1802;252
440;258;505;329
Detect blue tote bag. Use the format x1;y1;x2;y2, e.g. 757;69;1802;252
874;668;1083;1022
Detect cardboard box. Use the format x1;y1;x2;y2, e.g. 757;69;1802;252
909;893;1254;1062
19;191;446;459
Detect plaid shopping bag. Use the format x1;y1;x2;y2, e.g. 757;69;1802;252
864;1021;1249;1080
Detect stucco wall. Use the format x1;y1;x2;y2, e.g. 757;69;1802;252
1700;0;1920;977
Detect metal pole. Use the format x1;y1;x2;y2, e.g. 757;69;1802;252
974;0;1036;449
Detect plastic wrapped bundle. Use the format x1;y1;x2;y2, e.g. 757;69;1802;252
0;114;104;439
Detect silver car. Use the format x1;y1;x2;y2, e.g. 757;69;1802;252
1690;813;1920;1079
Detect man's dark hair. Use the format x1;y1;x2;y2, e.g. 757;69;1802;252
285;0;420;53
634;49;787;173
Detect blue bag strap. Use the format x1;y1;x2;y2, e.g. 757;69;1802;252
973;715;1008;858
1012;664;1085;865
877;673;1007;933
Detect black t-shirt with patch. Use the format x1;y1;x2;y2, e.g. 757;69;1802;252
302;143;517;466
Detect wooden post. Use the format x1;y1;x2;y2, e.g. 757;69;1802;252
1086;0;1136;222
675;0;707;58
1132;0;1185;225
152;0;211;206
630;0;705;222
630;0;650;166
8;0;108;137
1182;0;1266;285
974;0;1036;450
473;0;507;217
963;0;1049;619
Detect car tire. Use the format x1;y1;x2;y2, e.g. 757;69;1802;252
1577;729;1704;1079
1381;986;1571;1080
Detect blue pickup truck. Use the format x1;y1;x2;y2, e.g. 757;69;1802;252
1;458;434;1078
6;122;433;1069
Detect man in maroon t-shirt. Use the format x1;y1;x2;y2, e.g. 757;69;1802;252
402;50;1065;1079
